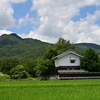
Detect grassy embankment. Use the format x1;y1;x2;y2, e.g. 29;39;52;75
0;72;11;81
0;79;100;100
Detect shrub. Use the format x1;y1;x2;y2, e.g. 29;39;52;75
35;57;54;77
10;65;28;79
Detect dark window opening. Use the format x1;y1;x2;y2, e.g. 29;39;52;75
70;60;75;63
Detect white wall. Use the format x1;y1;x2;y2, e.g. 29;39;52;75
55;53;81;67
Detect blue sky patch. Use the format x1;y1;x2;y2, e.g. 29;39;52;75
71;6;97;22
12;0;32;19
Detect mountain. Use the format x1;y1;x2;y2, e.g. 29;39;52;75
0;33;53;62
0;33;22;47
0;33;100;63
75;43;100;52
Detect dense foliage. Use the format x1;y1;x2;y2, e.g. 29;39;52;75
80;48;100;72
10;65;28;79
24;60;37;77
0;58;21;75
43;46;57;59
36;57;55;76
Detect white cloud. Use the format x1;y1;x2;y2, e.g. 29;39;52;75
20;31;56;43
0;0;27;29
62;10;100;43
0;0;16;29
18;13;39;27
25;0;100;44
0;30;13;36
19;14;29;26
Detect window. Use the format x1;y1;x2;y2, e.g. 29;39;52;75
70;60;75;63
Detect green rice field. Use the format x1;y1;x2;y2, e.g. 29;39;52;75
0;79;100;100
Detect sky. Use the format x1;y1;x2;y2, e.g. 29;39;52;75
0;0;100;44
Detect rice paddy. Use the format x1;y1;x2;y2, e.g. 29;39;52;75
0;79;100;100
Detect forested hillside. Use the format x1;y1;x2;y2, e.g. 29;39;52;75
0;33;100;63
75;43;100;52
0;33;52;61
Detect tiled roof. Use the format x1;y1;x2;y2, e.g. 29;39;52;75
51;49;83;60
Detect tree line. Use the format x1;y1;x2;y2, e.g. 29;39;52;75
0;38;76;79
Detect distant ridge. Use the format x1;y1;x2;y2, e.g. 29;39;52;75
10;33;23;40
75;43;100;52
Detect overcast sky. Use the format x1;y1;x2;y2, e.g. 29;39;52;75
0;0;100;44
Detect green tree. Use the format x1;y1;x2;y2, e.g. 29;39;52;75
10;65;28;79
24;60;37;77
43;46;57;59
35;57;53;77
55;37;75;54
80;48;100;72
0;58;21;75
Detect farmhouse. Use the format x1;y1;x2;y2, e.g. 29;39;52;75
52;49;100;80
51;49;83;72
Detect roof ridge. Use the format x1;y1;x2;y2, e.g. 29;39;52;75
59;49;72;55
51;49;83;60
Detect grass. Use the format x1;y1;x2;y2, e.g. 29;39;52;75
0;79;100;100
0;72;11;81
0;75;11;79
0;72;38;81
